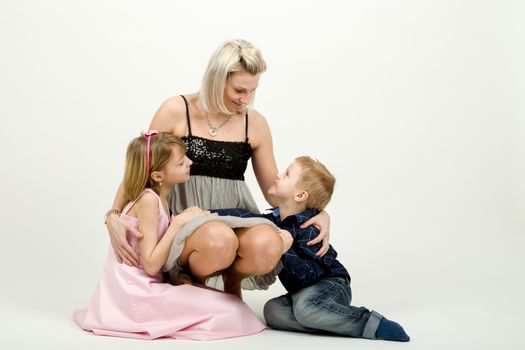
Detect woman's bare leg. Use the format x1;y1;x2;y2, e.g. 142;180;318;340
178;221;238;284
223;224;283;298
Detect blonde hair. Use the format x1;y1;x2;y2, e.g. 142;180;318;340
122;132;186;203
295;156;336;211
199;39;267;115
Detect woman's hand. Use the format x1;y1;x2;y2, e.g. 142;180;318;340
276;229;293;253
301;210;331;257
171;206;210;228
106;213;143;266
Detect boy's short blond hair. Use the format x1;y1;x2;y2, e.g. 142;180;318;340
295;156;336;211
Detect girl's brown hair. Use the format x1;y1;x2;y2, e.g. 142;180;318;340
122;132;185;203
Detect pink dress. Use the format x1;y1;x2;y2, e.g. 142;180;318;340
74;189;265;340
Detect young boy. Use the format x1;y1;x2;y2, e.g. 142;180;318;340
215;156;410;342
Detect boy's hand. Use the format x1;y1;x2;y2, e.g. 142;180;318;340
277;229;293;253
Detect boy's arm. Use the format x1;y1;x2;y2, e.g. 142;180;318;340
279;225;337;288
211;208;264;218
292;225;337;265
280;245;326;289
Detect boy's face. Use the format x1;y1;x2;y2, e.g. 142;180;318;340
268;161;303;201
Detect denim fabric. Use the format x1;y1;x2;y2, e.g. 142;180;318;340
264;277;382;339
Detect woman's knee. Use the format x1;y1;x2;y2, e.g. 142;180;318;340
240;225;283;274
185;222;238;267
204;222;238;250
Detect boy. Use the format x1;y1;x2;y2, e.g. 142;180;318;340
215;156;409;342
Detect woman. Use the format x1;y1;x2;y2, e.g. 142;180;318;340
105;39;331;296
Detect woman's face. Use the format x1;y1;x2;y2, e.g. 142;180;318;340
223;70;260;114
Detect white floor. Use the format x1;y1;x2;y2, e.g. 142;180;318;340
3;234;524;350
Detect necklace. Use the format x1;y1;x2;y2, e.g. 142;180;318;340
204;112;233;137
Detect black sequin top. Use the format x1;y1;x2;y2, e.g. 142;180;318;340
180;96;252;181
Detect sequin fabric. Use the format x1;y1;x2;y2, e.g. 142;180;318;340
182;135;252;181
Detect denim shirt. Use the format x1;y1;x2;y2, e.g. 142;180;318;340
212;208;350;294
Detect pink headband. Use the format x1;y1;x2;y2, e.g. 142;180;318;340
144;130;158;173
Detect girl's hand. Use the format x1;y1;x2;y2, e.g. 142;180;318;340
277;229;293;253
106;214;143;266
301;210;331;257
172;206;210;227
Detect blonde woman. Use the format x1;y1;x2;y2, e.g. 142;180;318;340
105;39;331;296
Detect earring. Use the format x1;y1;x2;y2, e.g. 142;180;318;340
159;182;163;187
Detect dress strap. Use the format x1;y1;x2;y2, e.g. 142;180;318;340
122;189;162;216
180;95;192;136
244;111;249;142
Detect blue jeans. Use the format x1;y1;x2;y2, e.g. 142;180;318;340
263;277;382;339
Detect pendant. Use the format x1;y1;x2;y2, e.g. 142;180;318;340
208;128;218;137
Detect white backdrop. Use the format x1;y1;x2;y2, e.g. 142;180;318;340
1;1;524;349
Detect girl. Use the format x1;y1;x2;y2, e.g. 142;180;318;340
74;131;265;340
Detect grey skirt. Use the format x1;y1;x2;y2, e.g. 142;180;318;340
169;175;259;215
166;175;280;290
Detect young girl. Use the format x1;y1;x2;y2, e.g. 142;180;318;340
74;131;265;340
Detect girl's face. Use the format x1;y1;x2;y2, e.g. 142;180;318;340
223;69;260;114
161;147;192;186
